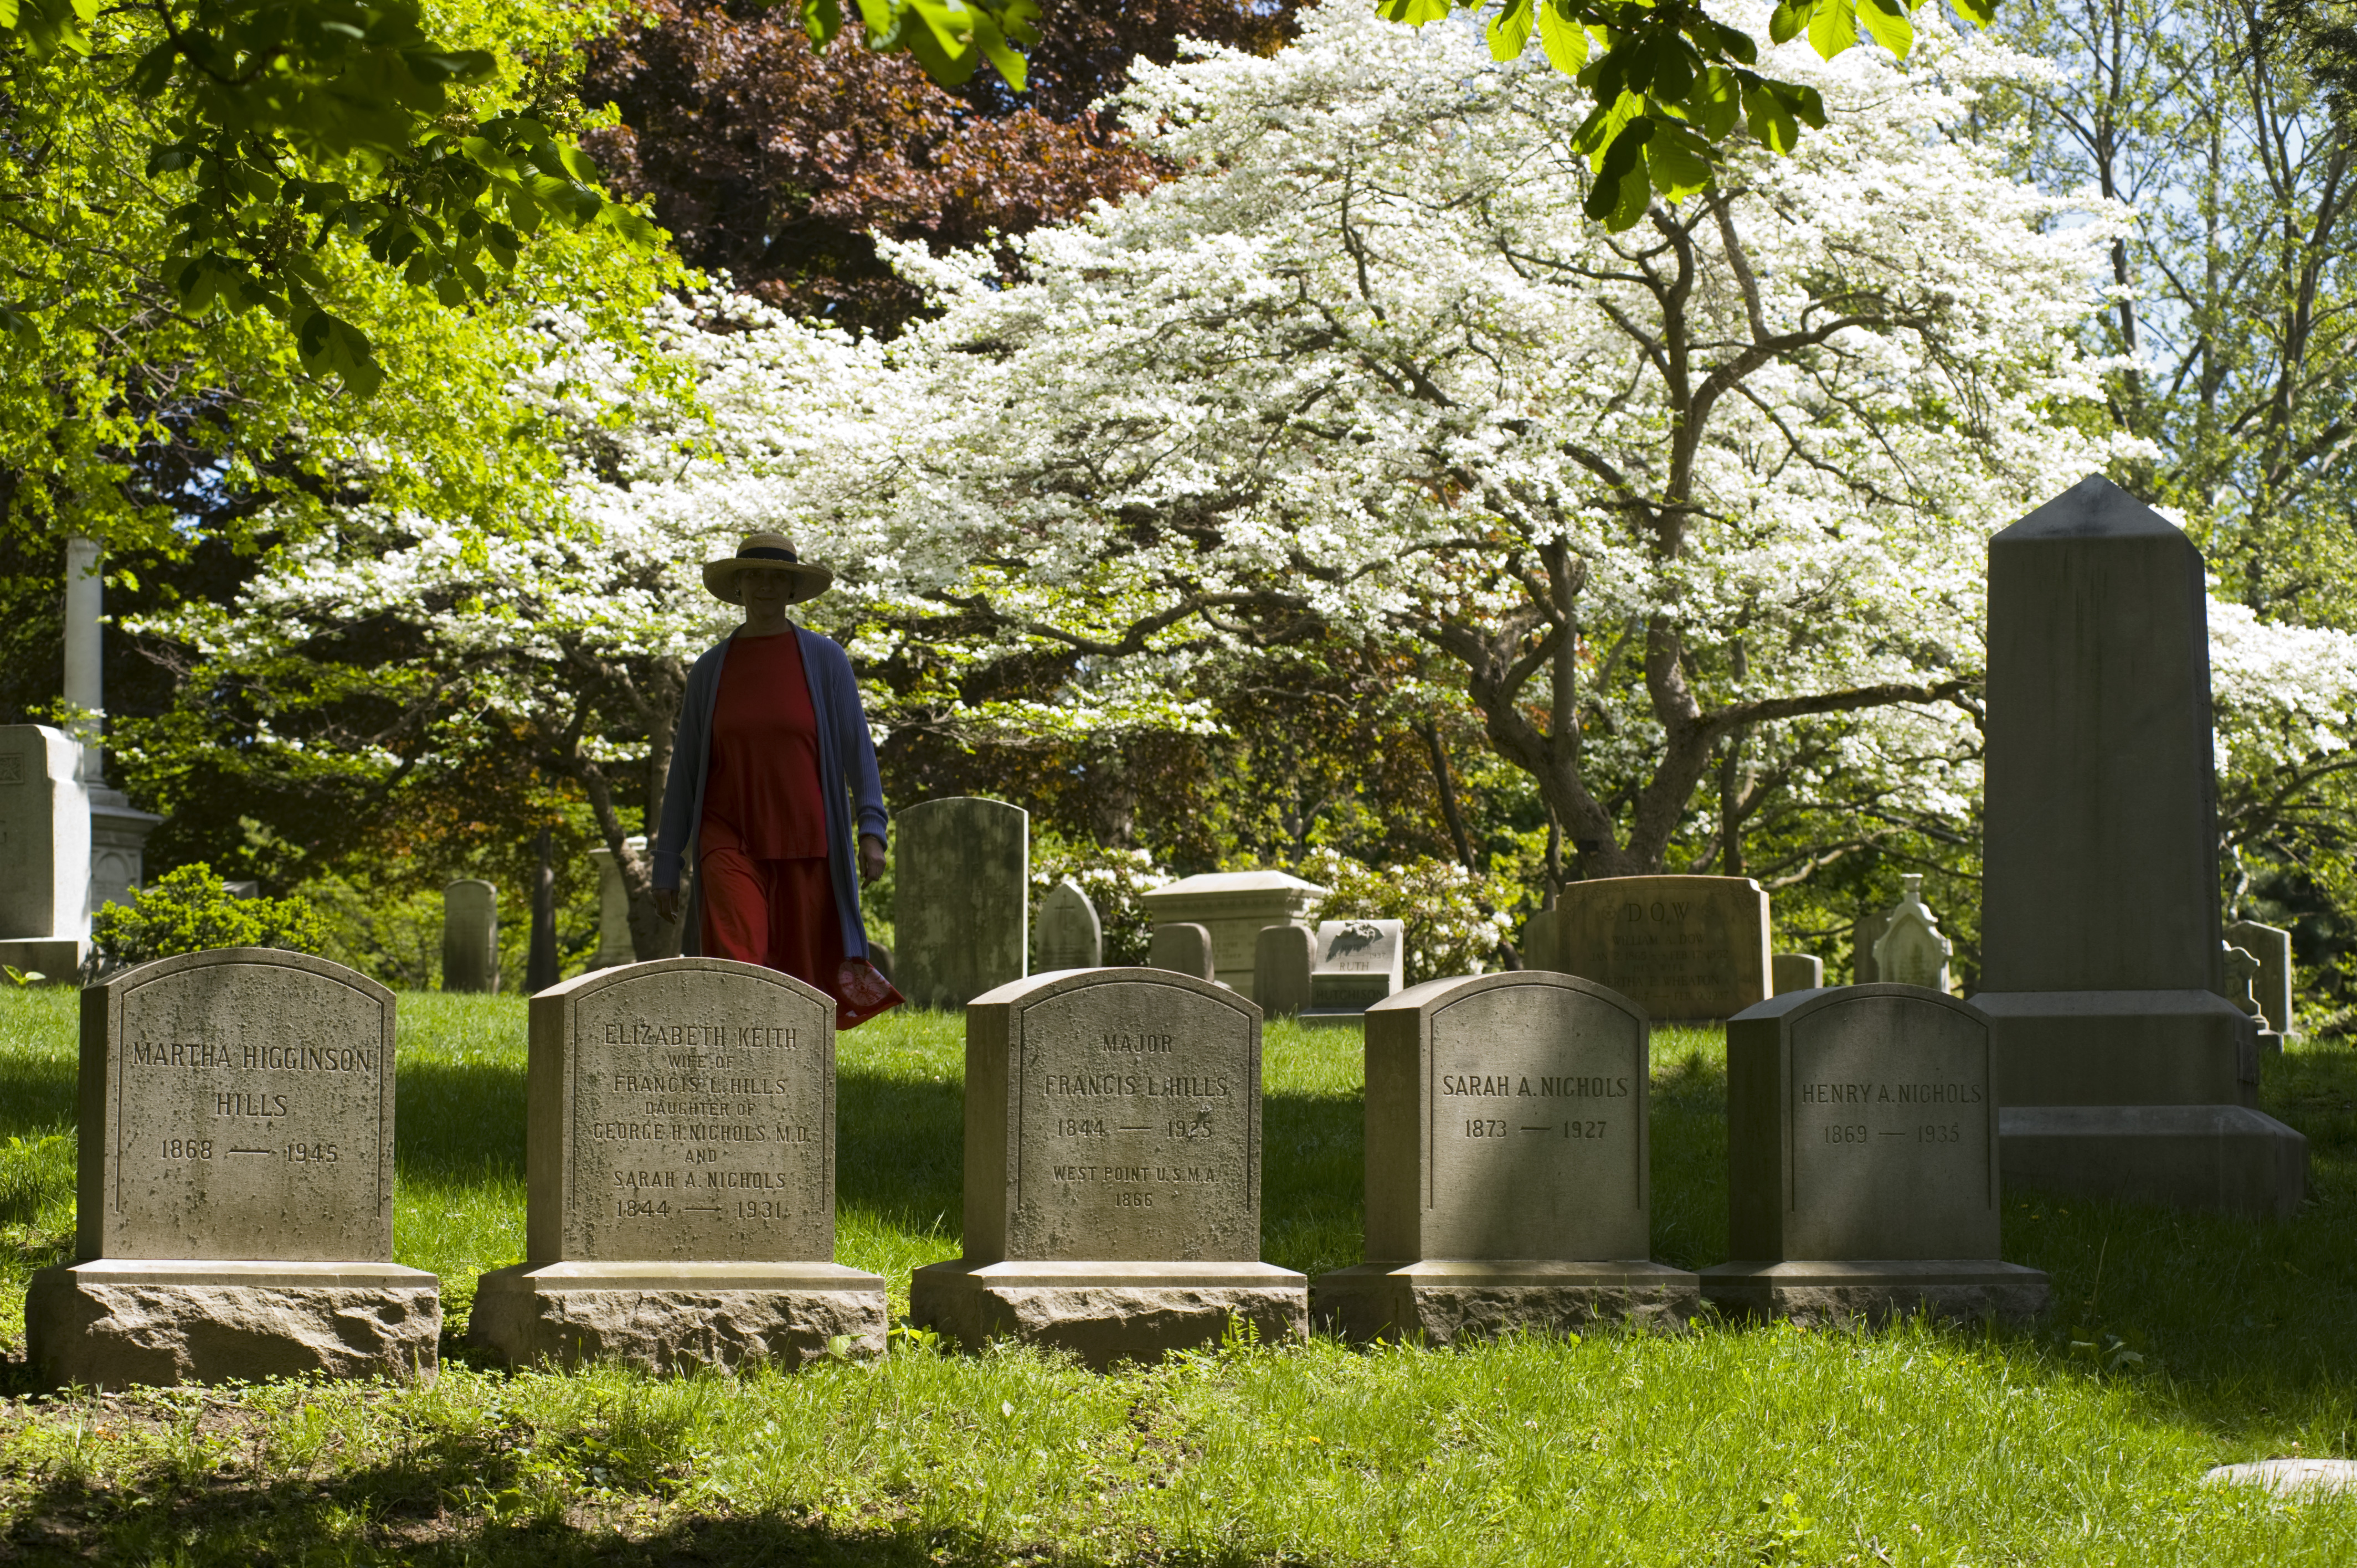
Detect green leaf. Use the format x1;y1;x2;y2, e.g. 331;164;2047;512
0;0;19;30
1768;0;1807;45
1785;82;1828;128
1743;82;1800;151
1649;37;1695;102
1951;0;1996;24
1712;22;1758;65
1857;0;1913;57
1645;123;1713;200
1486;0;1532;61
801;0;843;44
1694;65;1742;141
1536;0;1588;74
1375;0;1454;22
1808;0;1858;58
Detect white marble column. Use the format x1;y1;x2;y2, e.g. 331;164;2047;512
64;538;162;916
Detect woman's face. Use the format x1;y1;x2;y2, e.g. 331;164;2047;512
741;570;792;615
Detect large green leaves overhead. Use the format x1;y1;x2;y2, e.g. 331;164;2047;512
1381;0;1999;231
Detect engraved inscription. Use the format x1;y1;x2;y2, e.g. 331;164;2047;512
0;752;22;785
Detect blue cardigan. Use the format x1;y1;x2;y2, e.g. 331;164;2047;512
651;627;887;959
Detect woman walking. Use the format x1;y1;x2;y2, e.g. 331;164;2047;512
651;533;902;1026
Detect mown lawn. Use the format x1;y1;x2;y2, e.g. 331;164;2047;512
5;985;2357;1564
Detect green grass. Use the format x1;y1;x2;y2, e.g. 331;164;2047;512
7;989;2357;1563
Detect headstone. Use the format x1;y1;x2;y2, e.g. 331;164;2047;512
909;969;1305;1365
2220;942;2282;1064
1302;918;1404;1024
1138;870;1325;996
588;840;639;969
1697;985;2049;1324
1541;875;1771;1020
470;958;884;1371
1521;907;1559;972
25;949;440;1387
1772;953;1824;994
1871;876;1952;992
894;797;1028;1009
1147;922;1214;981
867;941;894;984
2225;919;2294;1038
1979;476;2304;1218
441;880;500;994
0;724;90;982
1253;924;1313;1017
1314;973;1696;1342
223;881;260;900
1036;880;1103;971
1851;911;1889;983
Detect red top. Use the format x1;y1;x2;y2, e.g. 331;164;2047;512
701;630;830;860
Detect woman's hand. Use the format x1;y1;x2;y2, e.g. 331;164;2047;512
860;833;887;884
654;888;680;924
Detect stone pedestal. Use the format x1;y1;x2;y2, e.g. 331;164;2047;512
27;1261;440;1390
1139;870;1326;996
909;1260;1305;1369
1980;476;2305;1216
86;785;162;917
1696;1260;2051;1326
1315;1260;1696;1343
0;725;90;980
471;1261;885;1373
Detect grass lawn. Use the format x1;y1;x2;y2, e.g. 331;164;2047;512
5;986;2357;1563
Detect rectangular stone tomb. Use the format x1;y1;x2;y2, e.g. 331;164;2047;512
1301;919;1405;1023
1698;985;2048;1325
1547;875;1770;1021
470;958;884;1372
27;949;440;1389
909;969;1305;1366
1138;870;1326;996
1315;973;1696;1342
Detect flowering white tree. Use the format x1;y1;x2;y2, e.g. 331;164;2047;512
784;0;2142;879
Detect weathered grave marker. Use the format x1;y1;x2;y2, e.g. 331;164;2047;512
1872;876;1952;993
1521;908;1559;973
589;837;658;970
1545;875;1771;1020
471;957;884;1371
1772;954;1824;994
26;949;440;1388
1315;973;1695;1340
1147;922;1214;981
1980;476;2304;1216
2220;941;2282;1064
2225;919;2293;1039
1851;911;1889;983
895;797;1028;1008
1139;870;1324;995
1253;925;1313;1017
909;969;1305;1365
0;724;89;982
1303;918;1404;1024
441;879;500;994
1036;880;1103;971
1698;985;2049;1324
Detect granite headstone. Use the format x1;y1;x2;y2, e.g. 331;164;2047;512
1699;984;2049;1324
1772;954;1824;994
1253;924;1314;1018
1979;476;2305;1217
1315;973;1696;1340
909;969;1305;1365
1138;870;1325;995
895;797;1028;1009
2225;919;2293;1038
1147;922;1215;982
1871;876;1952;993
471;957;884;1371
1036;880;1103;972
0;724;90;982
26;949;440;1387
1546;875;1771;1020
441;879;500;994
1303;918;1404;1023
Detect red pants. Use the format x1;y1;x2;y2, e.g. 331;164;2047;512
698;818;902;1028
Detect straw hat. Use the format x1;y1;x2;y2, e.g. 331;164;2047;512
701;532;834;605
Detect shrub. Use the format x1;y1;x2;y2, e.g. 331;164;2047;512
90;864;330;971
1299;848;1511;984
1031;834;1173;966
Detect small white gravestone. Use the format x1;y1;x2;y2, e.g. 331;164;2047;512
1036;880;1103;971
441;880;499;994
1303;919;1404;1022
2225;919;2294;1038
2221;940;2282;1064
1871;876;1952;993
0;724;90;981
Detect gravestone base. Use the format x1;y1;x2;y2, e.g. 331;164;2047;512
469;1261;886;1373
1696;1260;2050;1326
1296;1010;1366;1029
26;1260;440;1390
1313;1260;1699;1343
0;938;81;982
1976;990;2261;1106
910;1260;1307;1369
2259;1029;2284;1065
1999;1105;2308;1219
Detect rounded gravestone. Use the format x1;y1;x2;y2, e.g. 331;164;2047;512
894;797;1028;1009
441;879;499;994
1036;879;1102;972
